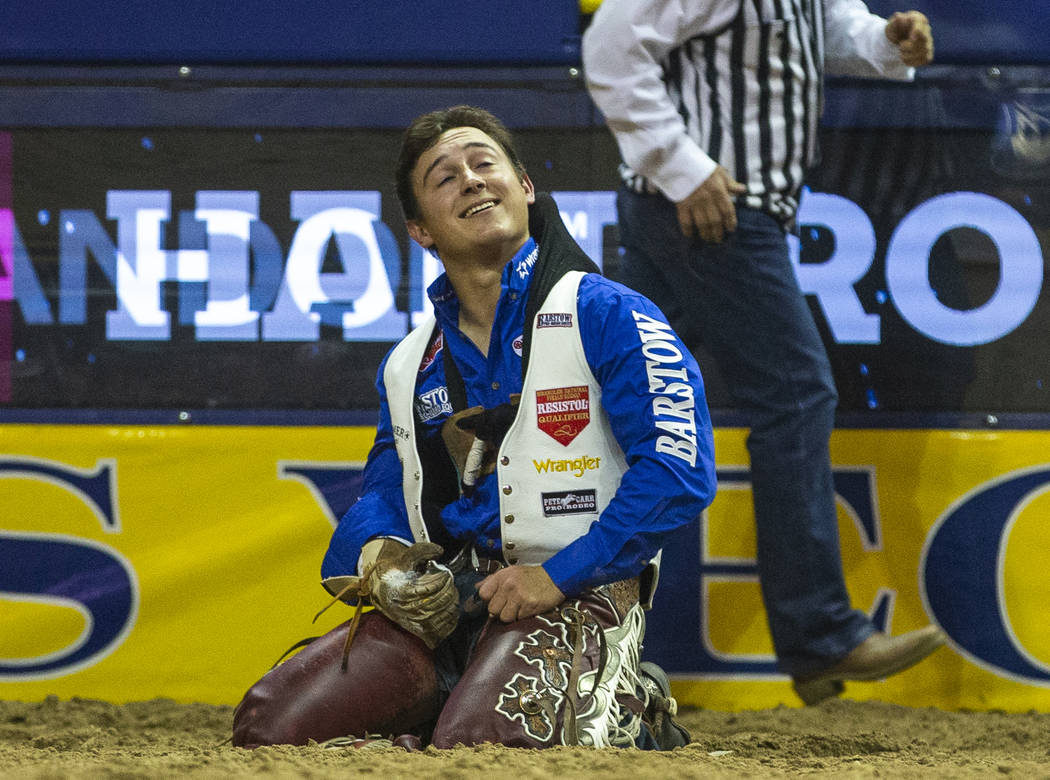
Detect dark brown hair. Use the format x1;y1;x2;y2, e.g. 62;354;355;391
395;105;527;221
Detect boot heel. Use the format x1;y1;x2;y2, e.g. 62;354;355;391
792;677;844;706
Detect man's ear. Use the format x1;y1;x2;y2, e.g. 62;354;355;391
406;220;434;249
520;173;536;205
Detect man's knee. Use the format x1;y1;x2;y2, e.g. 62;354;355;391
232;612;440;748
432;591;643;749
429;617;538;749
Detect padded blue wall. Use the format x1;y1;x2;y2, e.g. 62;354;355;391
0;1;582;65
864;0;1048;65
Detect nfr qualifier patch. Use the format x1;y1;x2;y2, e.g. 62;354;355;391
535;385;590;446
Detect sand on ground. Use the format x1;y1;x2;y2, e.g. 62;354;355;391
2;696;1049;778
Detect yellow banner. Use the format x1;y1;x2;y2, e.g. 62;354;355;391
685;428;1050;711
0;424;370;705
2;424;1049;711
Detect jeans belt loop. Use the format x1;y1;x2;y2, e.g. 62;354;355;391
470;547;505;574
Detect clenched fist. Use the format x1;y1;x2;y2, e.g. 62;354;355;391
885;11;934;67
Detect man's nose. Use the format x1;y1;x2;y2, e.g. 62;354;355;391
462;168;485;192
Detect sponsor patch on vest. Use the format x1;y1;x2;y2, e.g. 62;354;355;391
537;312;573;328
535;385;590;446
512;333;524;356
415;385;453;423
533;455;601;478
542;489;597;517
419;331;444;372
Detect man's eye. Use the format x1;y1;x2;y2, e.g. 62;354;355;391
438;175;454;185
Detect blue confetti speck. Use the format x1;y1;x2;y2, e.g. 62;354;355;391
141;137;153;150
875;290;887;304
15;349;26;362
866;388;879;409
254;133;263;143
37;210;50;226
859;363;869;377
87;353;96;365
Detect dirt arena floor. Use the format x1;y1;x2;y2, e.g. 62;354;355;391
1;696;1049;778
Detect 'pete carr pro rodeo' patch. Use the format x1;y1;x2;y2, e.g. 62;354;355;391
535;385;590;445
542;489;598;517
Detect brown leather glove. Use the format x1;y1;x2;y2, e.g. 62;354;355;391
365;540;459;649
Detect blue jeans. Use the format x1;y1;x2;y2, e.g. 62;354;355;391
616;187;873;677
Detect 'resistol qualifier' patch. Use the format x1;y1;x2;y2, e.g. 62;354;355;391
535;385;590;446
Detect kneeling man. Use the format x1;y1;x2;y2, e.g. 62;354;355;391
232;105;716;750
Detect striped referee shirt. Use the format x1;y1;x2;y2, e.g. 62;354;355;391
583;0;913;222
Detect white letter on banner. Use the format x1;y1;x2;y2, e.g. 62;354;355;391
193;191;259;340
552;191;617;270
562;210;588;241
790;190;880;344
105;191;175;340
886;192;1043;346
262;192;400;341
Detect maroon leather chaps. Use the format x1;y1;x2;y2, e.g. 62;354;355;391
232;612;440;748
233;588;641;749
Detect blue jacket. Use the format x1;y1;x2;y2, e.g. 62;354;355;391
323;202;716;597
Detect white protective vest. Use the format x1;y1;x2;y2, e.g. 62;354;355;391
384;271;638;571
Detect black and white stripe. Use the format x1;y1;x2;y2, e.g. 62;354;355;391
622;0;824;223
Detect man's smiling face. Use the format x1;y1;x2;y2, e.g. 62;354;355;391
406;126;535;266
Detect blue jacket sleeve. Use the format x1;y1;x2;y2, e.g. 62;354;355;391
320;354;414;580
542;274;716;595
